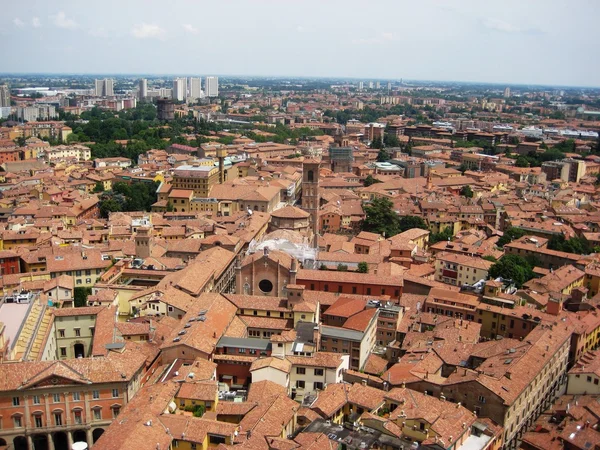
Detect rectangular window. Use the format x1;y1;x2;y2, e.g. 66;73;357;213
33;395;40;405
92;390;100;399
93;409;101;420
74;411;82;424
58;329;65;338
12;397;20;406
60;347;67;357
34;415;43;427
14;416;22;428
296;367;306;375
54;413;62;426
296;380;305;389
74;328;81;337
314;368;324;376
314;382;324;390
53;393;60;403
73;392;80;401
112;407;120;418
112;389;119;398
352;286;357;294
366;288;371;295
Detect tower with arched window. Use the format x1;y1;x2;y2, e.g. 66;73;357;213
301;159;320;246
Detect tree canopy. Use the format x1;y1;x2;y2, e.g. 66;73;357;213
488;254;535;287
460;185;474;198
398;215;428;232
497;227;526;248
362;197;402;237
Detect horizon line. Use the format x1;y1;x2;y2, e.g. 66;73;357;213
0;72;598;90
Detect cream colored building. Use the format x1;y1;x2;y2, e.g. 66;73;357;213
566;350;600;395
434;252;493;287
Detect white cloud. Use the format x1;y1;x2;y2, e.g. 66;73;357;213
50;11;79;29
482;18;543;35
13;18;25;28
183;24;198;34
32;17;41;28
131;23;167;40
352;32;396;45
89;27;109;38
483;19;520;33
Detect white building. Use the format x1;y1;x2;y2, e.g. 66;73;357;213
138;78;148;100
188;77;202;101
44;145;91;162
205;76;219;97
172;78;186;101
17;105;57;122
95;79;114;97
0;85;10;107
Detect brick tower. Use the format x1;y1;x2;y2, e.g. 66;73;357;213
301;159;321;247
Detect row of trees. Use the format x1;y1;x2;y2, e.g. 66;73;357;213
99;181;160;218
362;197;428;238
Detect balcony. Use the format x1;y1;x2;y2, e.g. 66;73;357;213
442;269;458;279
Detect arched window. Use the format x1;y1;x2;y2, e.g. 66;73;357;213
307;170;314;182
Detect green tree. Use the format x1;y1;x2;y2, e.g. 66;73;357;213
377;148;391;162
398;215;428;232
547;235;591;255
460;185;474;198
488;254;534;287
74;287;92;307
363;175;382;187
192;405;205;418
14;136;27;147
93;182;105;193
166;200;174;212
363;197;402;237
337;264;348;272
429;227;453;244
497;227;526;248
319;264;327;270
357;262;369;273
99;198;123;218
370;136;383;149
515;156;530;167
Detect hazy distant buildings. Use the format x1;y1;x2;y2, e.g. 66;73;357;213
0;85;10;107
17;105;57;122
358;81;364;90
205;76;219;97
504;86;511;98
138;79;148;100
172;78;186;102
188;77;202;101
94;79;114;97
157;98;175;121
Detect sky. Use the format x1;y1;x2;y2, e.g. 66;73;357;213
1;0;599;87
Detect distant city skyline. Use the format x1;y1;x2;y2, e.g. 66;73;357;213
2;0;600;87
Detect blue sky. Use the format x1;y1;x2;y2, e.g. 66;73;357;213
2;0;599;86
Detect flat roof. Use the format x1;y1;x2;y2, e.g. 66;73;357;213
216;336;272;350
0;303;31;350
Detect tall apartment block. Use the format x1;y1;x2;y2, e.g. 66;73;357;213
0;85;10;107
138;79;148;100
94;79;114;97
172;78;186;102
188;77;202;101
205;76;219;97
